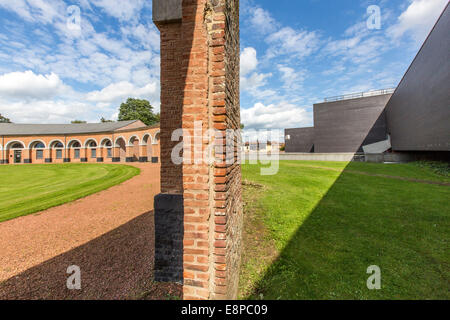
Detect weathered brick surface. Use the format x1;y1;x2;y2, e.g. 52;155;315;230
210;0;242;300
158;22;184;194
154;0;242;300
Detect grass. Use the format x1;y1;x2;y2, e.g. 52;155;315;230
239;161;450;300
0;164;140;223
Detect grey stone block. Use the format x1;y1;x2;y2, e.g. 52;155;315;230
153;0;182;23
154;193;184;283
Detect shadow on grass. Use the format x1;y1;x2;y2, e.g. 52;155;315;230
247;162;449;300
0;211;181;300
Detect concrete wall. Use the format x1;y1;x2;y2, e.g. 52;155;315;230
386;3;450;152
285;127;314;153
313;94;391;153
245;152;355;162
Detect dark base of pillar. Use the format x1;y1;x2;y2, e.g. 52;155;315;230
154;193;184;283
151;157;159;163
139;157;148;162
45;158;52;163
97;158;104;163
80;158;88;163
126;157;136;162
112;157;121;162
24;159;32;164
64;158;71;163
0;160;7;164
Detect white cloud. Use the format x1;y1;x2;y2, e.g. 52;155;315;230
0;0;67;25
90;0;146;21
86;80;158;103
241;102;312;130
0;0;161;124
0;0;34;21
323;35;387;65
121;23;160;50
388;0;448;44
240;47;258;76
249;7;277;35
278;65;306;91
0;98;93;123
241;72;272;95
266;27;320;59
26;0;62;23
0;70;69;100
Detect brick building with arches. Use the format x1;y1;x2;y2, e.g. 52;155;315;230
0;120;160;165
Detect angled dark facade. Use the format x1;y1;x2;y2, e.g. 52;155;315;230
386;3;450;152
314;94;391;153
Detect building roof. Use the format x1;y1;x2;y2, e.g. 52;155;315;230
323;88;395;103
0;120;145;136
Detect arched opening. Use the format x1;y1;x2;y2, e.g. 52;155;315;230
100;138;113;161
84;139;98;162
29;140;46;163
6;141;25;164
49;140;65;162
142;134;152;162
152;131;160;162
115;137;126;162
128;136;140;162
68;140;82;161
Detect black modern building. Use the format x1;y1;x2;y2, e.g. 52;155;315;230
285;127;314;153
285;3;449;160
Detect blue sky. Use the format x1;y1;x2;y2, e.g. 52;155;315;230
0;0;447;131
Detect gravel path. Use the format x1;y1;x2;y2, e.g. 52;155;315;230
0;163;181;300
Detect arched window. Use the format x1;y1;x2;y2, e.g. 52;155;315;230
70;142;81;148
11;143;24;149
88;141;97;148
33;142;45;149
53;142;64;148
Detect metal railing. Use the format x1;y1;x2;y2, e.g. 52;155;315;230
324;88;396;103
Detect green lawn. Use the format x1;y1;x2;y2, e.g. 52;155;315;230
239;161;449;300
0;164;140;223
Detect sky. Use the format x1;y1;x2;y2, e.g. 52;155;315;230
0;0;447;134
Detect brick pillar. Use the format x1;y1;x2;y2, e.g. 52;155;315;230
81;148;88;162
112;146;120;162
153;0;242;300
44;148;52;163
139;145;148;162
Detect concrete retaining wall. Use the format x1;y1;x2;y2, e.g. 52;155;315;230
244;153;356;162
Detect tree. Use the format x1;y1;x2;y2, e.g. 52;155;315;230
0;114;11;123
118;98;159;126
71;120;87;124
100;117;114;123
240;123;245;130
